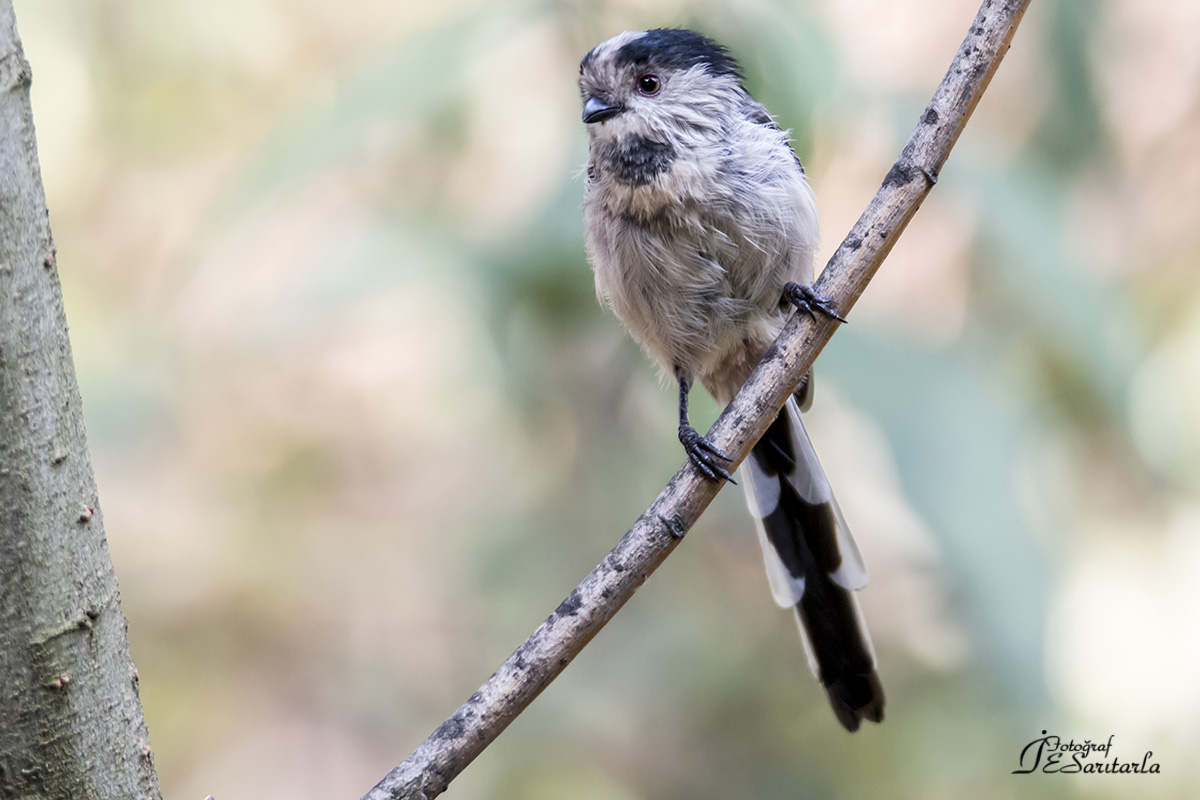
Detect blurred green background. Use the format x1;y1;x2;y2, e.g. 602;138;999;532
15;0;1200;797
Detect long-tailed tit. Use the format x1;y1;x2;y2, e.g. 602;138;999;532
579;28;883;731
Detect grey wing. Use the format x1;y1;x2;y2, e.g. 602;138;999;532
745;101;806;175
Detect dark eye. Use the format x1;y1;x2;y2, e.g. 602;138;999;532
636;73;661;95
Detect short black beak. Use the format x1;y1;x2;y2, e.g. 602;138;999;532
582;96;623;124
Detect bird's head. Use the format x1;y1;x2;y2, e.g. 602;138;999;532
578;29;747;153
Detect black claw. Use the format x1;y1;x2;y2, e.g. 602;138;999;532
783;282;847;324
678;425;735;483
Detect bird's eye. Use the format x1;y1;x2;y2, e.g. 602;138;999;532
636;73;662;96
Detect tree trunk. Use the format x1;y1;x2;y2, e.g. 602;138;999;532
0;5;162;798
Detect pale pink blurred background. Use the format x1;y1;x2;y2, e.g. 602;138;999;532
17;0;1200;797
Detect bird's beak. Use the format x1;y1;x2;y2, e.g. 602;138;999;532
582;96;624;124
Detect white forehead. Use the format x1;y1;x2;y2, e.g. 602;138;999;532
592;30;645;59
582;30;646;74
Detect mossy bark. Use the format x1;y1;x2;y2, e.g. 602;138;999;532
0;5;161;798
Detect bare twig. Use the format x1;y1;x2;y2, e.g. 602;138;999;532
363;2;1030;797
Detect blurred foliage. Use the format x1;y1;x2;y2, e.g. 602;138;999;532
15;0;1200;798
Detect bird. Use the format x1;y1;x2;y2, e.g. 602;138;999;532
579;27;883;731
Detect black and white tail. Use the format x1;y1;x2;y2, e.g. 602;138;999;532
742;392;884;731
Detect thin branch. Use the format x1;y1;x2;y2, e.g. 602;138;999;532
363;1;1030;797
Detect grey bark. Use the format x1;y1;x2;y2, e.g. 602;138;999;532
363;1;1032;798
0;5;162;799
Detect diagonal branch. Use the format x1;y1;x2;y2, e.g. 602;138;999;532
363;1;1030;797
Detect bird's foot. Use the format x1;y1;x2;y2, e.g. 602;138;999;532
678;425;735;483
783;282;847;324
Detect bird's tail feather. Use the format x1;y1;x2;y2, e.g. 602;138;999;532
741;395;884;731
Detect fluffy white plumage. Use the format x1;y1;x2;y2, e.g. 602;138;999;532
580;32;817;402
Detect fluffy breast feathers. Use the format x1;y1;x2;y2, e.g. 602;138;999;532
580;32;818;391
